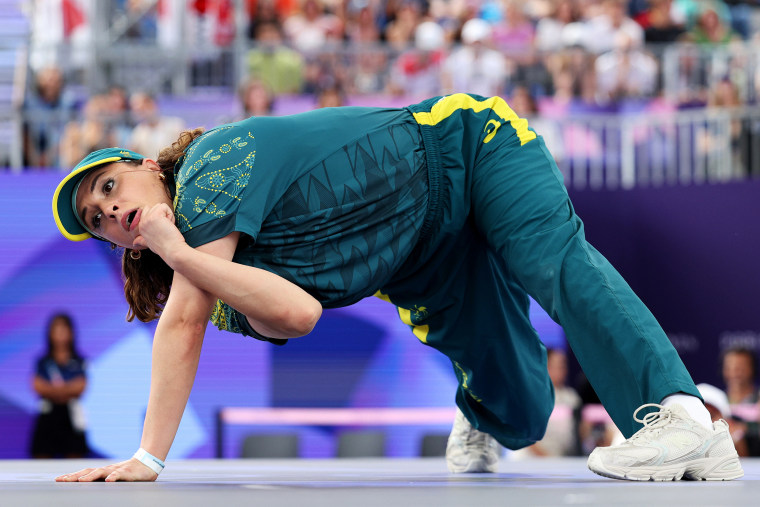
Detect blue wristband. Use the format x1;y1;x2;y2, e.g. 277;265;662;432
132;448;165;475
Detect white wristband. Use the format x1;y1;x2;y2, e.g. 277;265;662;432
132;448;165;475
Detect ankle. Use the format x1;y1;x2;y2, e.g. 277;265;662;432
661;393;713;430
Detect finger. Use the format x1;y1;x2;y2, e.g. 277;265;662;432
56;468;95;482
104;471;121;483
77;467;111;482
132;236;146;249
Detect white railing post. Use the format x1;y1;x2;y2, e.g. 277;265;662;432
620;120;635;189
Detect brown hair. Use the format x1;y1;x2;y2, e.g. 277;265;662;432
122;127;206;322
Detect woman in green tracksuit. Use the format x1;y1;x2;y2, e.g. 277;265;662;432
53;93;740;482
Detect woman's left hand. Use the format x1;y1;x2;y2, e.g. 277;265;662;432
55;458;159;482
133;203;186;261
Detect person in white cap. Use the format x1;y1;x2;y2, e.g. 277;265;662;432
697;383;749;456
442;18;510;98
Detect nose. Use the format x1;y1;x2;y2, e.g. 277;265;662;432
106;202;119;219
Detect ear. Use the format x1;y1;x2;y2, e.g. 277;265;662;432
142;158;161;172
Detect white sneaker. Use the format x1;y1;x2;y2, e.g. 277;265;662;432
446;408;501;473
587;403;744;481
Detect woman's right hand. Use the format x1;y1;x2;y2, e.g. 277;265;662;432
55;458;159;482
133;202;187;262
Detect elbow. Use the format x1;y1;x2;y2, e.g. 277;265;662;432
301;301;322;335
271;301;322;338
289;301;322;337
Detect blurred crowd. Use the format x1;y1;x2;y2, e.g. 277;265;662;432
506;345;760;459
20;0;760;169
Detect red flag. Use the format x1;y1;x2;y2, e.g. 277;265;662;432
62;0;86;38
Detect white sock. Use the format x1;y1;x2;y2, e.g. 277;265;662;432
661;394;713;430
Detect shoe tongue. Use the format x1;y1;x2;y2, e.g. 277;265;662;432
664;403;690;420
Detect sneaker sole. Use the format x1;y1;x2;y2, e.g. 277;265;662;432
447;458;498;474
587;453;744;481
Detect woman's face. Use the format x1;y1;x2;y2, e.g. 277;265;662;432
49;318;72;349
722;352;755;387
75;160;171;249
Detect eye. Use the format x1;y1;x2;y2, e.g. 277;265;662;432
92;212;102;230
103;179;114;194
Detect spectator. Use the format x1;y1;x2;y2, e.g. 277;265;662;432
22;66;76;168
582;0;645;54
634;0;686;44
388;20;447;98
682;3;741;44
247;21;305;94
535;0;583;53
594;33;659;103
122;0;159;40
316;85;346;107
696;383;751;457
385;0;425;50
721;347;759;404
104;85;134;148
30;313;89;459
247;0;293;39
492;0;536;60
128;92;186;160
239;78;276;118
344;0;382;43
509;85;564;161
283;0;344;52
442;18;511;97
59;94;118;169
705;78;746;176
513;348;582;457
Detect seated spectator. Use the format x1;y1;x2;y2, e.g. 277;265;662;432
492;0;536;61
388;21;447;98
30;313;89;459
239;78;276;118
59;94;118;169
128;92;185;159
512;348;581;458
103;85;134;148
594;33;659;103
316;85;346;107
535;0;582;53
696;383;751;457
705;78;745;176
247;21;305;94
509;85;564;161
681;3;740;44
22;66;76;169
442;18;511;97
582;0;645;54
721;347;759;404
385;0;425;51
283;0;344;52
247;0;294;39
122;0;159;40
344;0;382;44
635;0;686;44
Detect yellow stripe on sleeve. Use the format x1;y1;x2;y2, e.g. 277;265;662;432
412;93;537;146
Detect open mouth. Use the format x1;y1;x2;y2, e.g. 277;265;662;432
126;210;138;229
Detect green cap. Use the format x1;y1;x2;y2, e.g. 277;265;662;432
52;147;145;241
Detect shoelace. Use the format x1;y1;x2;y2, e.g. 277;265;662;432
629;403;674;441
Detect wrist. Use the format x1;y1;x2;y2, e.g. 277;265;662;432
132;447;165;475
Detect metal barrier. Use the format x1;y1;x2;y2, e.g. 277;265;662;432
543;106;760;190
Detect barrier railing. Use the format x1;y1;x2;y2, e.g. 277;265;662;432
215;403;759;458
544;106;760;190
